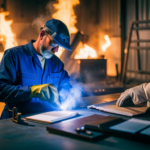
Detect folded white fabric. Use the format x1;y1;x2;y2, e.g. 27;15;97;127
116;83;150;107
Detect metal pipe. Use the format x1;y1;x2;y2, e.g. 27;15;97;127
135;0;141;71
120;0;126;81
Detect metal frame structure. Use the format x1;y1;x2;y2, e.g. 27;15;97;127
122;20;150;83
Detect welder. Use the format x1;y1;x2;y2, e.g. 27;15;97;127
0;19;72;119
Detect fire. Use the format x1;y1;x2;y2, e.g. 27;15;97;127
52;0;80;34
55;47;65;57
0;11;17;50
52;0;80;57
74;44;97;59
101;35;111;52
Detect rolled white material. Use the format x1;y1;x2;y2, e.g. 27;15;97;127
147;101;150;107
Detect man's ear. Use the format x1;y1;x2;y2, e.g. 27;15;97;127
40;30;45;39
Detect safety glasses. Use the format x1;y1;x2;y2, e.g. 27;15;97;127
46;34;59;48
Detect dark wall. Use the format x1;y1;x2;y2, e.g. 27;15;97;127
6;0;49;22
2;0;51;43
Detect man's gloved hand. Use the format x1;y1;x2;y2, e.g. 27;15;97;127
116;83;150;107
30;84;60;106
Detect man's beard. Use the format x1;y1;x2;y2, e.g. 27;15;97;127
40;44;54;59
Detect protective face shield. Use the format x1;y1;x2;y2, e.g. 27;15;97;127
45;19;72;51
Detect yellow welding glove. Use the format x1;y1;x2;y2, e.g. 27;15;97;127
30;84;60;106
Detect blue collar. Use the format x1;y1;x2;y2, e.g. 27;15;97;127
26;40;37;56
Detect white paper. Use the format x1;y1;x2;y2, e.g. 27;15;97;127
26;114;59;122
110;118;150;134
26;111;78;123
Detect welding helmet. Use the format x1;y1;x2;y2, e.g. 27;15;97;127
45;19;72;51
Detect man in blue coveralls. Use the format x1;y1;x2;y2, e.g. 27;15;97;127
0;19;72;119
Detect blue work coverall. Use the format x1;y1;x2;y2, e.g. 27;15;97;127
0;40;71;119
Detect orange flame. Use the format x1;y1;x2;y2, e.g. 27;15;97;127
0;11;17;50
74;44;97;59
52;0;80;57
52;0;80;34
0;11;18;61
55;47;65;57
101;35;111;52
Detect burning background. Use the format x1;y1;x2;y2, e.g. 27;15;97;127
0;0;150;112
0;0;121;76
0;0;125;110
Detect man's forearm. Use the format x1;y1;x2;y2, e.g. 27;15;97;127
0;82;31;103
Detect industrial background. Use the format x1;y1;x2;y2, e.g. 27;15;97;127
1;1;150;148
0;0;150;96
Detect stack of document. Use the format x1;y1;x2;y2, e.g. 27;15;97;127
26;111;79;123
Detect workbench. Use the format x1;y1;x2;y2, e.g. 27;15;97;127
0;93;150;150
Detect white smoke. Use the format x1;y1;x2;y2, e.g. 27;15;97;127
32;1;55;32
59;82;84;110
